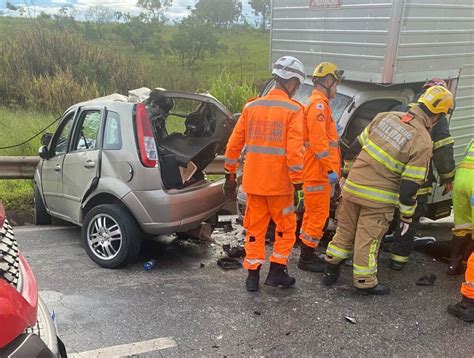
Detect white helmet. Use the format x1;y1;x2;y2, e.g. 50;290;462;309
272;56;306;84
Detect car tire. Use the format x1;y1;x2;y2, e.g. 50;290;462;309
25;296;61;356
0;219;20;286
82;204;142;268
34;185;52;225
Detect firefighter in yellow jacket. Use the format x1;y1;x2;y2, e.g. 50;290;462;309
323;85;454;295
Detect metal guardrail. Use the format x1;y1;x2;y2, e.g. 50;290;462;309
0;156;226;179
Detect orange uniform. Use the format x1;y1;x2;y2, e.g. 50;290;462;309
224;88;304;270
300;89;340;248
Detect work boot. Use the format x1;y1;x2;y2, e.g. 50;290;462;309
357;284;391;296
447;296;474;322
322;262;341;287
298;244;325;272
245;266;261;292
390;259;406;271
264;262;296;288
447;235;470;276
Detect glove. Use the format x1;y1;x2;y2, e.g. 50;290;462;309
328;171;339;185
442;182;453;196
400;221;410;236
223;172;237;201
293;183;304;214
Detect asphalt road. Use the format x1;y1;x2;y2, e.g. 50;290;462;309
14;218;473;357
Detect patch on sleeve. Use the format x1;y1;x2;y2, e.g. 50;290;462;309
317;113;325;122
316;103;324;110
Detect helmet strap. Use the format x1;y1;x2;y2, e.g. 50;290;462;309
275;76;293;97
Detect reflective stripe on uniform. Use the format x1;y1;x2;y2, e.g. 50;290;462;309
315;150;330;159
463;281;474;288
399;202;416;216
271;252;288;260
289;164;303;172
282;205;295;215
304;141;310;148
225;157;239;165
245;99;300;112
344;179;399;205
326;242;351;260
363;139;405;174
353;264;377;276
433;136;454;150
245;258;265;265
417;186;432;196
390;253;410;263
402;165;426;180
454;223;472;230
368;239;378;269
329;141;339;147
246;145;286;155
439;170;455;180
301;231;320;244
358;127;369;145
306;185;325;192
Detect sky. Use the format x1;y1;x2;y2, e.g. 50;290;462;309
2;0;257;23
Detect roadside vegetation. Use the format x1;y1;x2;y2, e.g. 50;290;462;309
0;0;269;213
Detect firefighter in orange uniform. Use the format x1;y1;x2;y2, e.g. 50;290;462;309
323;85;454;295
223;56;305;292
298;62;344;272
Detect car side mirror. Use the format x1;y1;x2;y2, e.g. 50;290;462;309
41;132;53;146
38;145;49;160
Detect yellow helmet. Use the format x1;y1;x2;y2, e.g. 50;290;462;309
417;85;454;115
312;62;344;82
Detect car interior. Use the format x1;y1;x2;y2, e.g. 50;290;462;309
340;98;402;158
146;90;230;189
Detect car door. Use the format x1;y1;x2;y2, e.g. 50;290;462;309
61;107;105;223
41;112;75;218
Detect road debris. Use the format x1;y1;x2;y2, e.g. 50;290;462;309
416;274;437;286
217;257;242;270
344;316;357;324
222;244;245;258
254;311;261;316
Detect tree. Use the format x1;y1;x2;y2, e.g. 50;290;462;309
85;5;120;39
248;0;270;30
114;13;160;52
136;0;172;23
170;16;220;68
193;0;242;28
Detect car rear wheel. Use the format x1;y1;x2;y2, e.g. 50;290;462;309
34;185;52;225
82;204;142;268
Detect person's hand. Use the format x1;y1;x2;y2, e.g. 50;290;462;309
339;177;346;189
328;171;339;185
442;182;453;195
223;173;237;201
400;221;410;236
293;183;304;214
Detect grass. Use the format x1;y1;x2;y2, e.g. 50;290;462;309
0;108;58;213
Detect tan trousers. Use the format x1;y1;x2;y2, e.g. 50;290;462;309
325;196;394;289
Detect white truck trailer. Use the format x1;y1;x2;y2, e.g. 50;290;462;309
268;0;474;219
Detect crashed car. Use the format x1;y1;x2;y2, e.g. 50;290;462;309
34;88;236;268
0;201;66;357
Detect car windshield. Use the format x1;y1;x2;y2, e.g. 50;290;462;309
293;83;352;121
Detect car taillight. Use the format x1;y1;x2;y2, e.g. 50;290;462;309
135;103;158;168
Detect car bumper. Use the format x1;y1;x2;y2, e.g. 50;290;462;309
123;179;226;235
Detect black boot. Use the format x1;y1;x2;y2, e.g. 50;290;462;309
245;266;261;292
322;262;341;287
264;262;296;288
447;235;471;275
390;259;406;271
447;295;474;322
298;244;325;272
357;284;391;296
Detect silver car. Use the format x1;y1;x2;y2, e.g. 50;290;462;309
34;88;236;268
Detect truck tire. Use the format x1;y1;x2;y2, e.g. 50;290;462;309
34;185;52;225
82;204;142;268
0;219;20;287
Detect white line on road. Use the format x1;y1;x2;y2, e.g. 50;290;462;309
69;337;177;357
